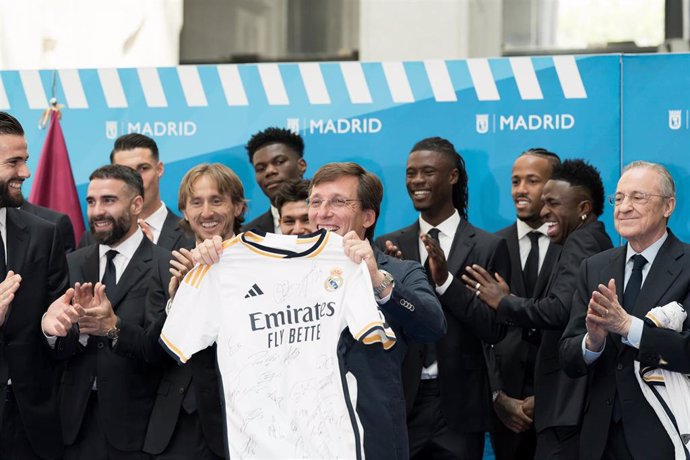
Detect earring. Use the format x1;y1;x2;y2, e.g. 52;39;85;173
580;214;587;221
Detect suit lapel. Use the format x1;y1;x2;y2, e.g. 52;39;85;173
535;241;561;297
80;244;100;284
603;247;626;353
504;224;527;297
446;220;476;276
397;222;421;263
157;209;181;250
5;209;29;275
108;238;152;309
632;234;684;318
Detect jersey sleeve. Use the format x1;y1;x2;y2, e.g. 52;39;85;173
343;261;396;350
159;263;221;363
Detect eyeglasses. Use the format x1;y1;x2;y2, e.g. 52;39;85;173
607;191;671;206
307;197;362;209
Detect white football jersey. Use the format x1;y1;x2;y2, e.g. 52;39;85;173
161;230;395;459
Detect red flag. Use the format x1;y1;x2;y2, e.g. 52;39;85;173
29;111;85;243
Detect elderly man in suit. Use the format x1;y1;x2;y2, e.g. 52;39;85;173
560;161;690;459
377;137;510;460
80;133;193;251
242;127;307;233
0;112;70;460
43;164;171;459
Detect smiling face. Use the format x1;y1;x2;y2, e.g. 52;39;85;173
0;134;30;208
308;175;374;239
613;166;675;252
86;178;143;246
540;179;588;245
405;149;458;221
279;200;312;235
182;175;243;244
252;143;306;201
511;154;552;227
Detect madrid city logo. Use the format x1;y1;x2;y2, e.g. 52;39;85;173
669;110;682;130
475;113;575;134
286;117;382;135
105;120;198;139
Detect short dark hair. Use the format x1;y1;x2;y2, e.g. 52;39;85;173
410;137;468;220
110;133;159;163
246;127;304;163
89;164;145;199
0;112;24;136
310;162;383;241
274;179;310;215
550;159;605;216
520;147;561;169
178;163;247;236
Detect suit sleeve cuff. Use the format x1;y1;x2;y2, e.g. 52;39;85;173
622;317;643;349
582;334;605;364
435;273;453;296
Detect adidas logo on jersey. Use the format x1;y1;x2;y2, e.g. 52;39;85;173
244;283;264;298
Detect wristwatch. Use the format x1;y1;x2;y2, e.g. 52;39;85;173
373;270;394;299
106;317;121;341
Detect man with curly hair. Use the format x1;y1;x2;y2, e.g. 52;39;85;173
243;127;307;234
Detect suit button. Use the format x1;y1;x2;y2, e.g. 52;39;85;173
178;387;185;394
617;363;623;371
97;342;104;349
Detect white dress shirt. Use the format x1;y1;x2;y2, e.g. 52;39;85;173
143;202;168;244
516;219;550;272
0;207;6;263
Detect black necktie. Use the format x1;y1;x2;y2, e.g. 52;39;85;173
102;249;119;300
523;231;540;297
0;230;6;280
623;254;647;312
422;228;441;368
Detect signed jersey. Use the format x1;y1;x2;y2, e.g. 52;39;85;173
161;230;395;459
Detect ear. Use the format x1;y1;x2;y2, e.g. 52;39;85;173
449;167;459;185
182;210;189;222
233;201;245;218
131;194;144;216
578;199;593;217
663;196;676;219
361;208;376;232
157;161;164;178
297;158;307;176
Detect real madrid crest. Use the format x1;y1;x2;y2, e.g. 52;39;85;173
325;267;344;292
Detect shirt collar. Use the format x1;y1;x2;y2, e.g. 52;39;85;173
99;228;144;260
419;209;461;238
625;230;668;265
516;218;549;240
144;202;167;232
0;207;5;230
270;205;282;234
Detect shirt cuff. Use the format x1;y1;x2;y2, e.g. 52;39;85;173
435;273;453;296
582;334;605;364
622;317;643;349
41;314;58;349
375;282;395;305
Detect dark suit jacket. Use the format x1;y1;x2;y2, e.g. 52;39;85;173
342;249;445;460
79;207;193;251
0;208;69;460
489;223;560;400
376;219;510;433
560;229;690;460
241;208;275;233
497;221;612;432
57;237;171;451
21;200;76;253
143;243;225;457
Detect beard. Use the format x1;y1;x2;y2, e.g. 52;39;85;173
89;211;131;246
0;179;24;208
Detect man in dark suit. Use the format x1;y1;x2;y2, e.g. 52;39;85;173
21;200;76;253
489;148;561;460
80;133;192;251
0;111;70;460
43;164;171;459
144;163;247;460
376;137;510;460
193;162;446;459
560;161;690;459
466;160;613;459
242;127;307;233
